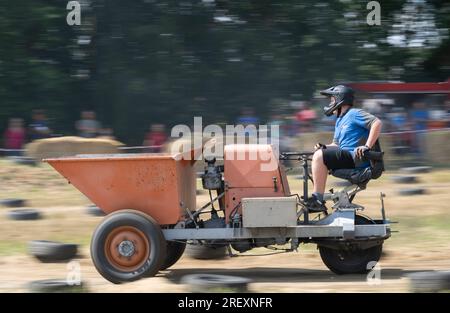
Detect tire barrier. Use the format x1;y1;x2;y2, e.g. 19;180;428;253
0;198;26;208
408;271;450;293
29;279;85;293
390;175;418;184
7;156;37;166
181;274;252;293
7;209;40;221
86;205;106;217
400;166;432;174
397;188;426;196
28;240;78;262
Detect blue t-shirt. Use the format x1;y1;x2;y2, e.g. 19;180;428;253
333;108;377;168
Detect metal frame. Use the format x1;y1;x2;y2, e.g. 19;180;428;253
164;209;390;241
323;186;365;210
162;224;389;240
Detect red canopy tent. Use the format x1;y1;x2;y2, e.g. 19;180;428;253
347;79;450;96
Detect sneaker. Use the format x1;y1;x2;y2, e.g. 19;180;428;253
306;195;327;213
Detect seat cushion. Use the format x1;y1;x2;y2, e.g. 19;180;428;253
331;167;372;188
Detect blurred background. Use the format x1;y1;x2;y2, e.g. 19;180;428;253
1;0;449;148
0;0;450;293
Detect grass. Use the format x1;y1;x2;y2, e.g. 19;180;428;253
0;235;92;256
0;159;89;207
0;241;28;256
387;214;450;248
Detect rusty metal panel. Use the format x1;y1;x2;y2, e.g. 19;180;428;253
223;144;290;223
224;144;281;188
45;153;197;225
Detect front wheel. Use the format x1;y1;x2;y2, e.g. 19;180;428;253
90;211;166;284
160;241;186;270
318;214;383;274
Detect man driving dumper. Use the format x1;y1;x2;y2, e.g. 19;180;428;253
308;85;383;212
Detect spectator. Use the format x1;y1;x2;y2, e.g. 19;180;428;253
319;114;336;132
428;106;447;129
445;100;450;128
267;114;285;151
295;102;317;133
411;102;429;131
143;124;167;152
3;118;26;156
28;109;51;141
236;107;259;126
362;99;383;115
236;108;260;138
76;111;101;138
388;107;412;153
410;102;429;156
389;107;407;131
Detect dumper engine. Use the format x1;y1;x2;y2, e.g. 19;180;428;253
198;158;226;230
200;159;275;252
201;158;223;191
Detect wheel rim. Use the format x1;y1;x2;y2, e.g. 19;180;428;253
104;226;150;271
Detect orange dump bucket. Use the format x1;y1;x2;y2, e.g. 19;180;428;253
45;153;197;225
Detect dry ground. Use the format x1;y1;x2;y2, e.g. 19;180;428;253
0;159;449;292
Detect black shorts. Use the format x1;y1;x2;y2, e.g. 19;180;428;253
322;147;355;170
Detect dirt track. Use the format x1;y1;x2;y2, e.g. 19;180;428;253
1;165;450;292
1;204;449;293
1;242;449;293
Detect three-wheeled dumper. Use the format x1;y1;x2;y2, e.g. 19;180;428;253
45;144;390;283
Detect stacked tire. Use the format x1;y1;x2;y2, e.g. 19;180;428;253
391;167;431;196
28;240;78;263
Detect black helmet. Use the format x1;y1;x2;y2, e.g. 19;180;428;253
320;85;354;116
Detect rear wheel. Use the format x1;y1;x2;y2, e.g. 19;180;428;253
91;211;166;284
318;215;383;275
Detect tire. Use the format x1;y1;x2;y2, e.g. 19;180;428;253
90;211;166;284
1;198;26;208
185;244;228;260
29;279;85;293
14;157;37;166
160;241;186;271
7;209;40;221
28;240;78;262
181;274;251;293
334;180;353;187
318;215;383;275
401;166;432;174
398;187;426;196
86;205;106;217
390;175;417;184
408;271;450;293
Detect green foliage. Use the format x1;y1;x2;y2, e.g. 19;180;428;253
0;0;448;144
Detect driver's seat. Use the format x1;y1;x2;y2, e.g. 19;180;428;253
331;167;373;189
331;141;385;190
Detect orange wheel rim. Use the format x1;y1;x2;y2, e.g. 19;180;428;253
104;226;150;271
